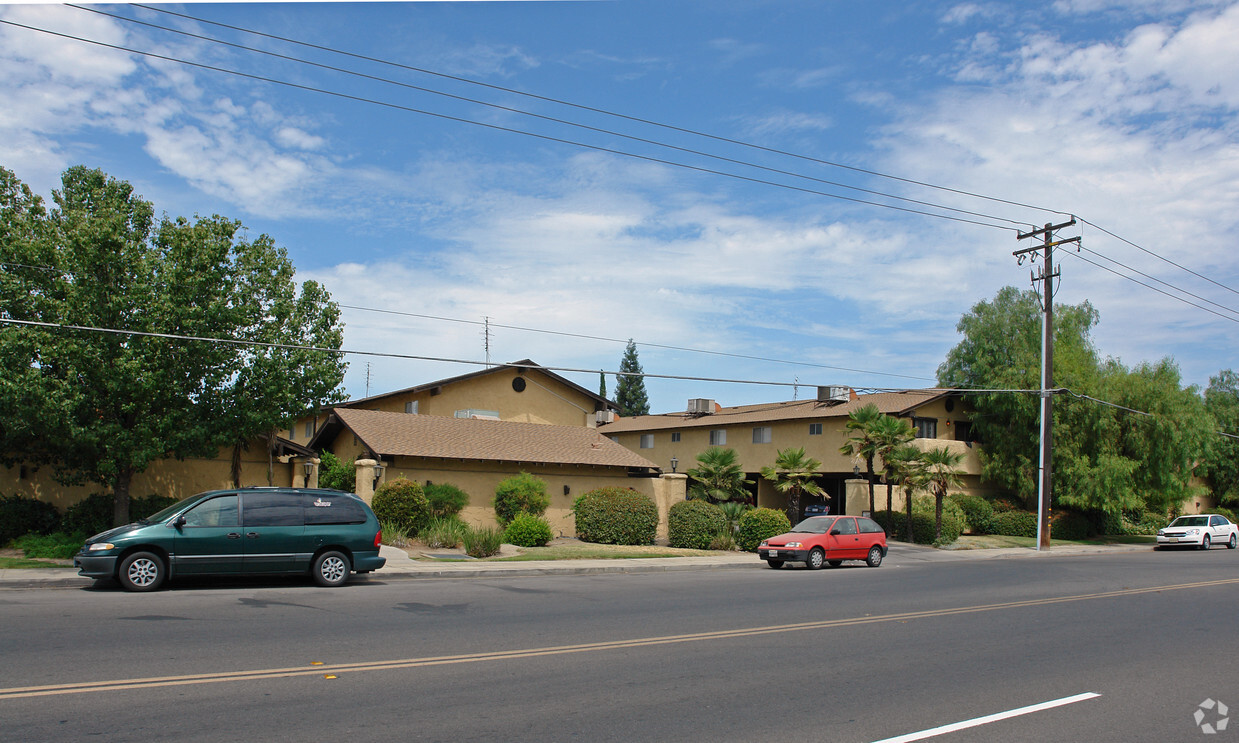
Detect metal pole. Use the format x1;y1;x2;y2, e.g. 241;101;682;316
1037;224;1054;551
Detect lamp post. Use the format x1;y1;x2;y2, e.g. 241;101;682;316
373;460;386;490
670;456;678;473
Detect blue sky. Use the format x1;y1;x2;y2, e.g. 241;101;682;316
2;0;1237;412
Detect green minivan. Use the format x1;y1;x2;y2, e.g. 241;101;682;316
74;488;386;591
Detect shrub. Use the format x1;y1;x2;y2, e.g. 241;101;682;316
708;532;737;551
60;493;115;536
422;516;469;549
463;526;504;558
991;497;1020;514
424;483;470;519
949;494;994;535
493;472;550;525
504;512;553;547
1212;507;1238;523
1051;510;1094;540
371;478;430;534
736;508;791;552
12;532;87;559
873;508;960;546
317;451;356;492
0;495;60;545
572;487;659;545
668;500;727;549
991;510;1038;538
1133;510;1170;535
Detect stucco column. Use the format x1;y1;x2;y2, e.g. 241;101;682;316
654;473;688;543
844;477;871;517
294;457;320;489
355;458;384;505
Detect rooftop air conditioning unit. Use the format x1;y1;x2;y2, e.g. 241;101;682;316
596;410;616;424
687;398;715;415
817;386;851;403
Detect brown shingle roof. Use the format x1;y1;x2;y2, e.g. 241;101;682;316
330;408;659;469
599;390;952;433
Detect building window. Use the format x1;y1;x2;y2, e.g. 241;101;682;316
809;423;823;436
671;432;681;442
639;434;654;449
304;421;314;439
405;400;419;414
709;429;727;446
752;426;772;444
913;417;937;439
954;421;976;443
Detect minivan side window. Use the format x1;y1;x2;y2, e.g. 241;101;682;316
304;494;368;525
243;492;304;527
182;496;239;527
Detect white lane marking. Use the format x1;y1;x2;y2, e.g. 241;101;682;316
871;692;1102;743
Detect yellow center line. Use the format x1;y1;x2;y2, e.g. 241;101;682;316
4;576;1235;701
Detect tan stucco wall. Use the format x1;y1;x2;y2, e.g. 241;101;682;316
1;445;298;513
376;457;685;540
286;369;604;444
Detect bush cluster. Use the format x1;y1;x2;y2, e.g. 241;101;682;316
421;516;469;549
0;495;61;545
949;494;994;535
59;493;178;536
990;510;1038;538
317;451;355;493
504;512;553;547
668;500;727;549
736;508;790;552
463;526;504;558
371;478;430;534
11;532;85;560
872;496;965;545
572;487;658;545
424;483;470;519
493;472;550;525
1051;510;1094;540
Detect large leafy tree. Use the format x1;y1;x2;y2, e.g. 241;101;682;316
937;286;1211;517
839;403;883;514
686;447;752;503
0;166;346;526
759;447;825;524
1202;370;1239;506
613;339;650;416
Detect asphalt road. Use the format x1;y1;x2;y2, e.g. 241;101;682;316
3;547;1237;743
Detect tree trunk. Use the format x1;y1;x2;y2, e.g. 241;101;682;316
885;480;893;516
231;442;242;488
905;489;914;543
866;456;876;514
934;490;944;540
113;469;133;527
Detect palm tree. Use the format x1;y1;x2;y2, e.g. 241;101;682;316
839;403;883;514
760;447;826;524
885;444;928;541
686;447;753;504
922;446;966;540
873;415;917;516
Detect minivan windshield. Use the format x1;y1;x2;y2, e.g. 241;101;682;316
141;493;213;524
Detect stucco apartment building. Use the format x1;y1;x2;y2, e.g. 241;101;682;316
600;386;988;519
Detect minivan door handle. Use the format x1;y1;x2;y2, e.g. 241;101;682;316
227;532;242;539
246;532;260;539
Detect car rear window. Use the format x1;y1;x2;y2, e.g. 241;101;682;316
304;494;368;525
857;517;884;534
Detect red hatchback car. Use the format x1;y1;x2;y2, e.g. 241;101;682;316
758;515;888;569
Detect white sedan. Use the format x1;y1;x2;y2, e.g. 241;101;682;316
1156;514;1239;550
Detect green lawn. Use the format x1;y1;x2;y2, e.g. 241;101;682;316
946;534;1156;550
0;556;76;569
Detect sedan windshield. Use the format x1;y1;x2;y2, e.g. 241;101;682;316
1169;516;1209;528
791;517;836;534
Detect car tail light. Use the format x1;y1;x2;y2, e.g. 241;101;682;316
374;530;382;548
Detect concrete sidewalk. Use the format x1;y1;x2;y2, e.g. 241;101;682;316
0;541;1155;589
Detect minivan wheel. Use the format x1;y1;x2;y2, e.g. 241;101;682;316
313;550;351;587
119;551;165;592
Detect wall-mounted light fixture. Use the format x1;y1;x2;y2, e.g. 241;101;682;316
670;456;678;473
563;484;570;496
852;464;860;478
302;460;314;481
373;460;386;488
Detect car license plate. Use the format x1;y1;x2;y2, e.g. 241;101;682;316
768;550;778;557
1168;538;1178;542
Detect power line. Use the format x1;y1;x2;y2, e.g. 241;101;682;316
1065;251;1239;324
130;2;1073;219
1075;243;1239;320
0;17;1022;233
1080;217;1239;298
65;4;1037;230
337;304;937;383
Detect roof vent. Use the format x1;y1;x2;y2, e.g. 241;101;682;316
687;398;715;415
817;386;851;403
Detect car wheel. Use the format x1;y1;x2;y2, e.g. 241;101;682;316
766;559;784;569
1229;534;1237;550
1201;535;1212;551
118;551;165;592
313;550;351;587
827;559;843;568
866;546;884;568
806;548;825;570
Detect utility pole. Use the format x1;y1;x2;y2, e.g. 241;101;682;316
1014;218;1079;551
